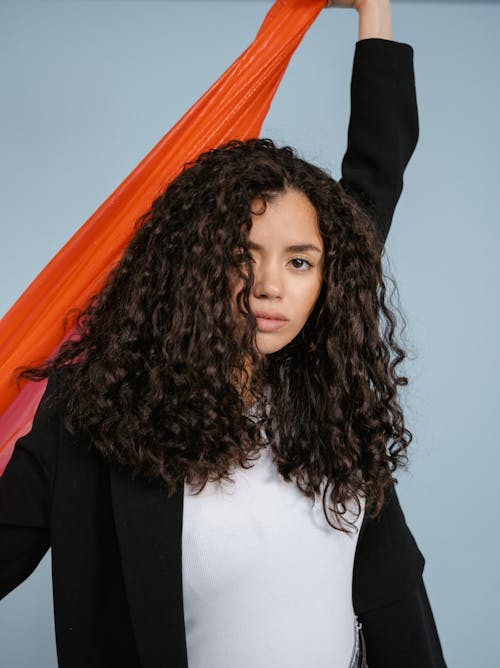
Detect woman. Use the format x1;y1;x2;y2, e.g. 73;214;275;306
0;1;447;666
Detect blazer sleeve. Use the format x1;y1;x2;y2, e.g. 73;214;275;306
353;483;447;667
0;370;60;600
339;38;419;246
343;38;445;666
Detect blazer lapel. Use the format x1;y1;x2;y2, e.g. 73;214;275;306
110;464;189;668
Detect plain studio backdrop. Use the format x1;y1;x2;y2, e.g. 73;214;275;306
1;1;499;665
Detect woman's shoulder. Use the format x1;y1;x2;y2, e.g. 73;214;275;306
30;362;85;454
2;365;74;491
47;359;80;411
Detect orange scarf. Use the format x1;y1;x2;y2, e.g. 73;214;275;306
0;0;326;473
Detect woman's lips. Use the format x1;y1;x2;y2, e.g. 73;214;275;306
256;317;288;332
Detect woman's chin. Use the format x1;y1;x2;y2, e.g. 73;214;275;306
255;332;288;355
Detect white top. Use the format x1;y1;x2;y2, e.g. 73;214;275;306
182;398;365;668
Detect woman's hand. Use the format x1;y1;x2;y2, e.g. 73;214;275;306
325;0;393;41
325;0;369;9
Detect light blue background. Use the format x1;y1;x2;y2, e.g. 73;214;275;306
1;1;499;666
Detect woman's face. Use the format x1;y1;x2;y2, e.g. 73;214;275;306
232;187;324;356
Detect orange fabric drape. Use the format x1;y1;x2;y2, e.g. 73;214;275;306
0;0;326;474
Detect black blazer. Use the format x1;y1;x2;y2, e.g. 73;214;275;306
0;39;447;668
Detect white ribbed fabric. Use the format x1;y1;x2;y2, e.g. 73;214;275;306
182;399;365;668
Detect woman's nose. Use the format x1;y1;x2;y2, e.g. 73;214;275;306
252;263;283;298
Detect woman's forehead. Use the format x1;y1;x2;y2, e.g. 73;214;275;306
246;189;323;250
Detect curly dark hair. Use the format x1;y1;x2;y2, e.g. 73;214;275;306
14;137;413;534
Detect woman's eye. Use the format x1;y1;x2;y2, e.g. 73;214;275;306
290;258;312;271
235;254;312;270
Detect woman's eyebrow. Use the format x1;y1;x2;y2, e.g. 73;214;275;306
247;241;322;254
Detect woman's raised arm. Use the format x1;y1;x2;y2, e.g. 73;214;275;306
330;0;419;245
